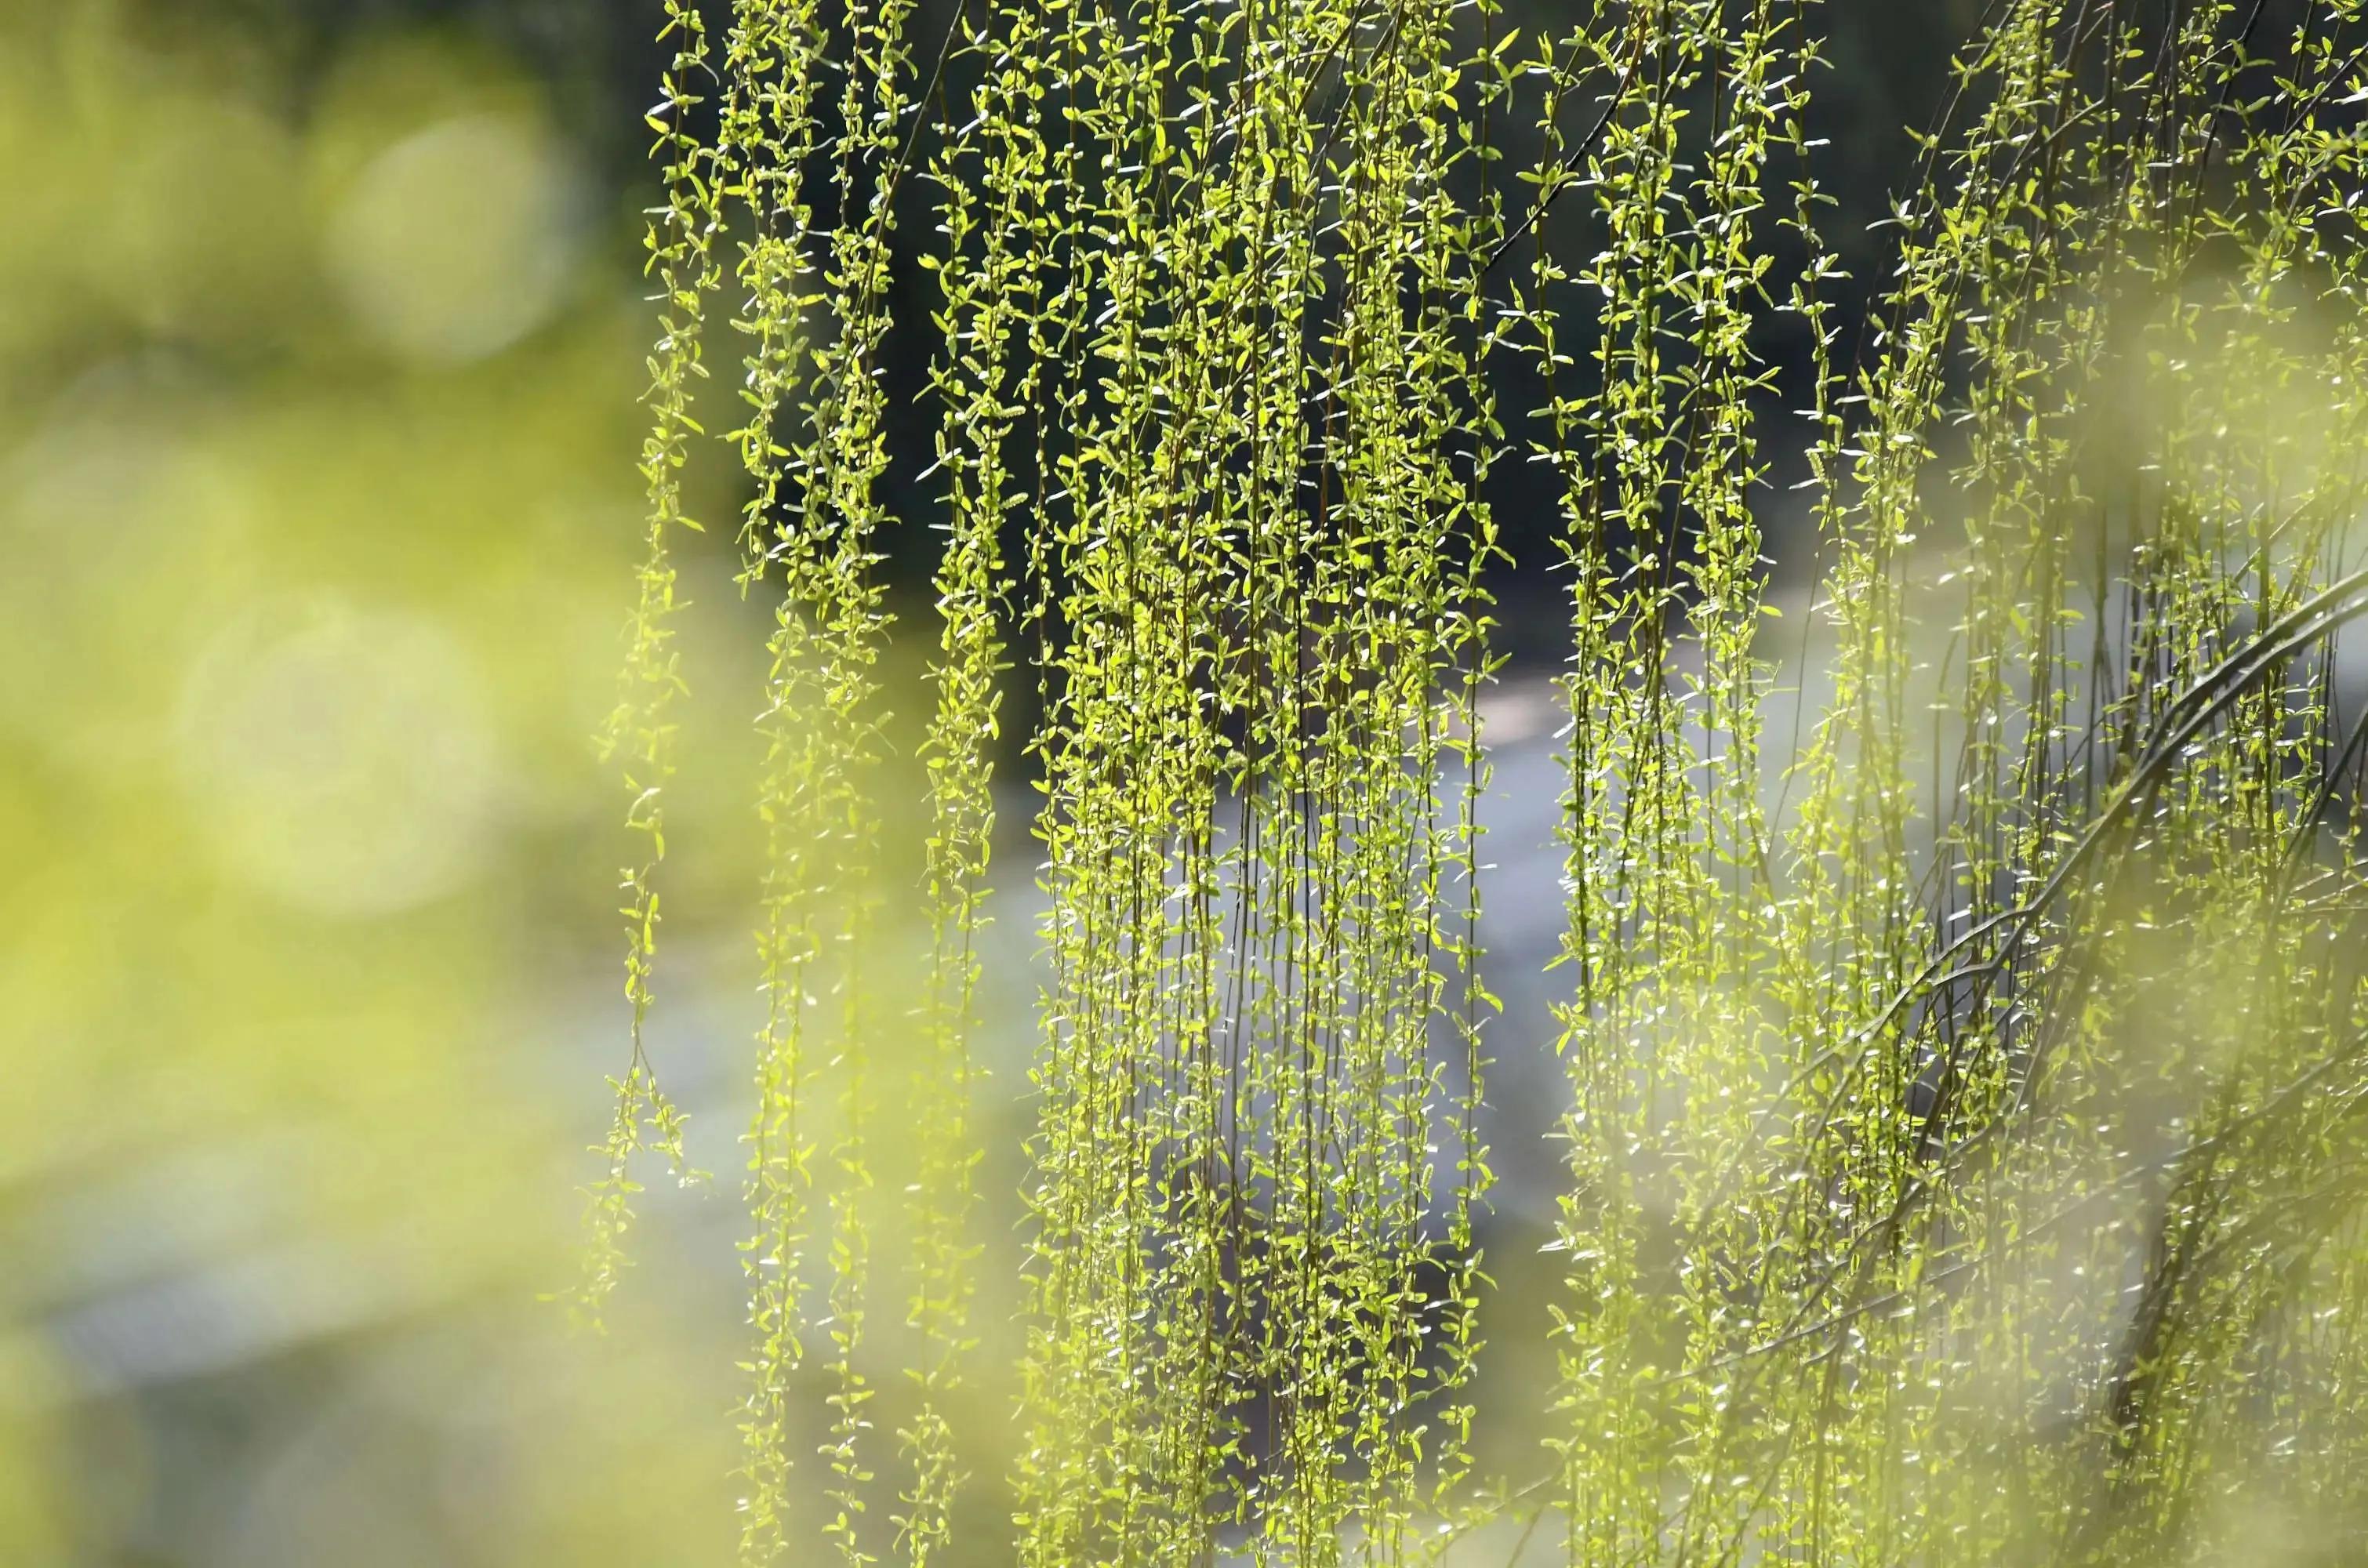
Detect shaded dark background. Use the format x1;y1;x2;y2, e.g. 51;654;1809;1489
263;0;1996;661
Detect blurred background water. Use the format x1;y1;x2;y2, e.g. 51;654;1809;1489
0;2;1996;1563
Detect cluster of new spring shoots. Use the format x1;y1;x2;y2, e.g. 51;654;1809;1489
587;0;2368;1562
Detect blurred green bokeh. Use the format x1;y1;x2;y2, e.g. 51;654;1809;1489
0;6;790;1562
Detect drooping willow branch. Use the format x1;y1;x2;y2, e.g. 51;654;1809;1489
581;2;2368;1565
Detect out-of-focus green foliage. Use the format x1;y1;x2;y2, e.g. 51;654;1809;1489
0;5;780;1564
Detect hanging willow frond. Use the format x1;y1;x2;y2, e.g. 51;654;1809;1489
581;2;2368;1563
575;0;720;1327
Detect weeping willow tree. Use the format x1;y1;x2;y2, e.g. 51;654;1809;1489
577;0;2368;1563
